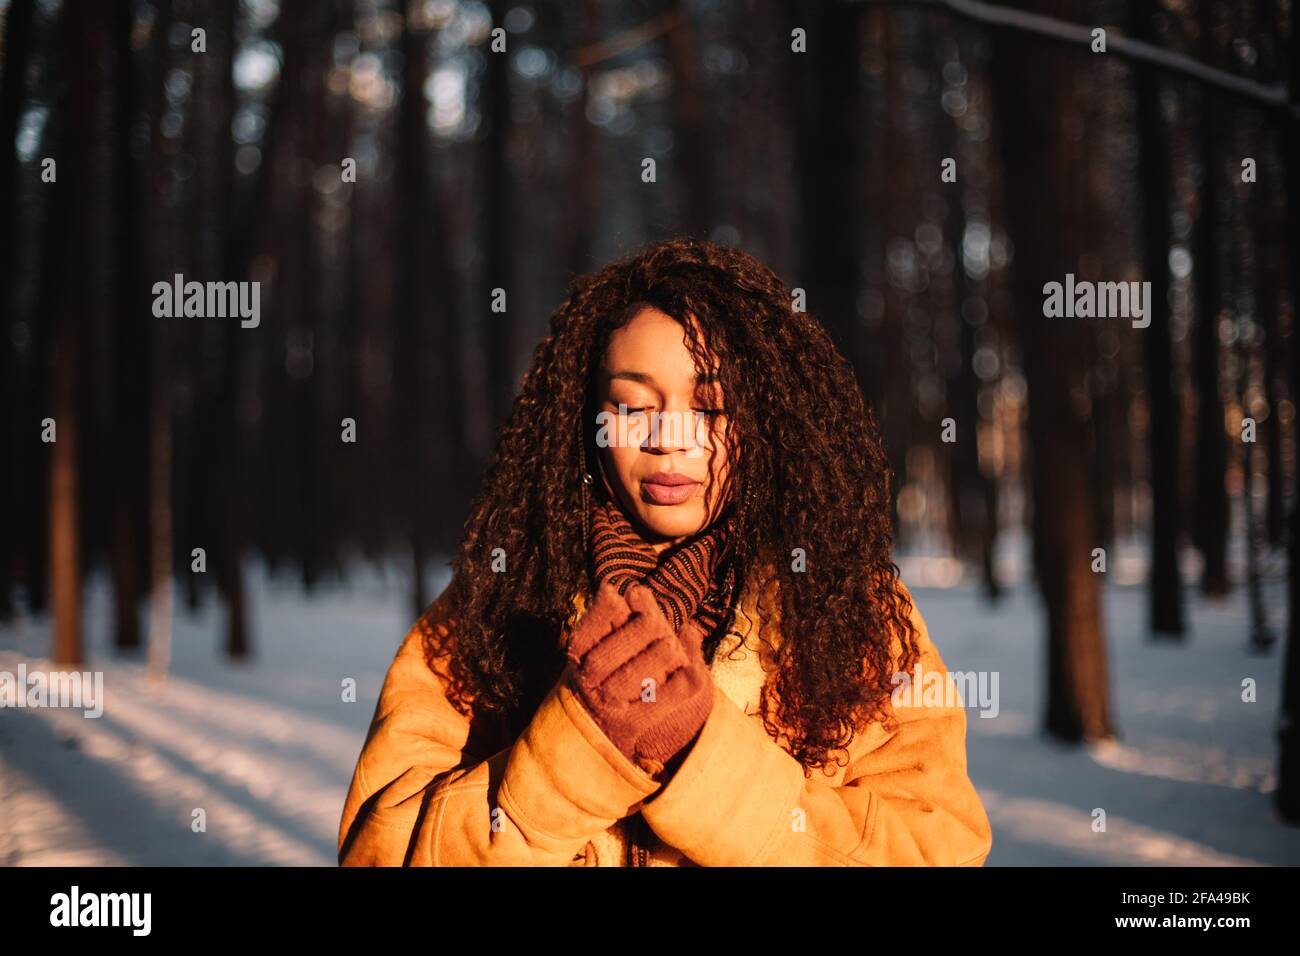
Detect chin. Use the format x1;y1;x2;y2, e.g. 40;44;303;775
636;506;706;540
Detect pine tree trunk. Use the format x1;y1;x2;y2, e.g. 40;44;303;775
110;0;144;651
568;0;602;279
1274;0;1300;824
49;0;106;667
991;0;1114;742
483;0;516;432
1132;0;1184;637
1192;1;1230;597
666;0;712;239
145;0;175;687
215;0;248;660
0;0;35;623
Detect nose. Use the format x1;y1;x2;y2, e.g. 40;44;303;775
642;405;704;457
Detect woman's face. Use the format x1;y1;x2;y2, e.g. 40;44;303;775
594;306;733;550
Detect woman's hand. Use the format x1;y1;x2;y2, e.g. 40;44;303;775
563;582;714;777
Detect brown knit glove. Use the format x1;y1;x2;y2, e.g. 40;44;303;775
563;582;714;776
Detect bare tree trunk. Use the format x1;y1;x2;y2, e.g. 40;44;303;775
1260;0;1287;550
879;12;914;535
0;0;34;335
48;339;81;666
1232;1;1273;652
431;56;470;545
787;1;861;356
665;0;712;239
146;0;175;687
1192;0;1230;597
944;38;1000;601
214;0;248;659
1261;221;1285;546
289;2;333;597
1132;0;1184;637
49;0;108;666
109;0;145;652
788;1;888;532
991;0;1114;742
483;0;516;433
1;0;35;622
397;2;431;617
1274;0;1300;823
568;0;603;278
146;337;173;686
49;332;82;667
214;0;306;658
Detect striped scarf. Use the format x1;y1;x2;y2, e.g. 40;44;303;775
588;494;736;638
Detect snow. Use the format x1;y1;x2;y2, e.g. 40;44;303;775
2;543;1298;866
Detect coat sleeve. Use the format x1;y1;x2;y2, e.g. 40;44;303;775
337;584;661;866
638;582;994;866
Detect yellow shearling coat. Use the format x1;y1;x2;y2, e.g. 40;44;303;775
338;572;993;867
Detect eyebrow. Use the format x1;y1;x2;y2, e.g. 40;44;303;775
607;370;720;385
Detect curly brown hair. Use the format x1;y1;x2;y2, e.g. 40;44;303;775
426;236;920;775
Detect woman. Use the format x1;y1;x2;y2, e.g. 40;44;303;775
338;237;993;867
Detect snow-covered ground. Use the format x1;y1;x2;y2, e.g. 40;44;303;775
2;542;1298;866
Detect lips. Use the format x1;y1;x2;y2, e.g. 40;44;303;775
641;472;700;505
